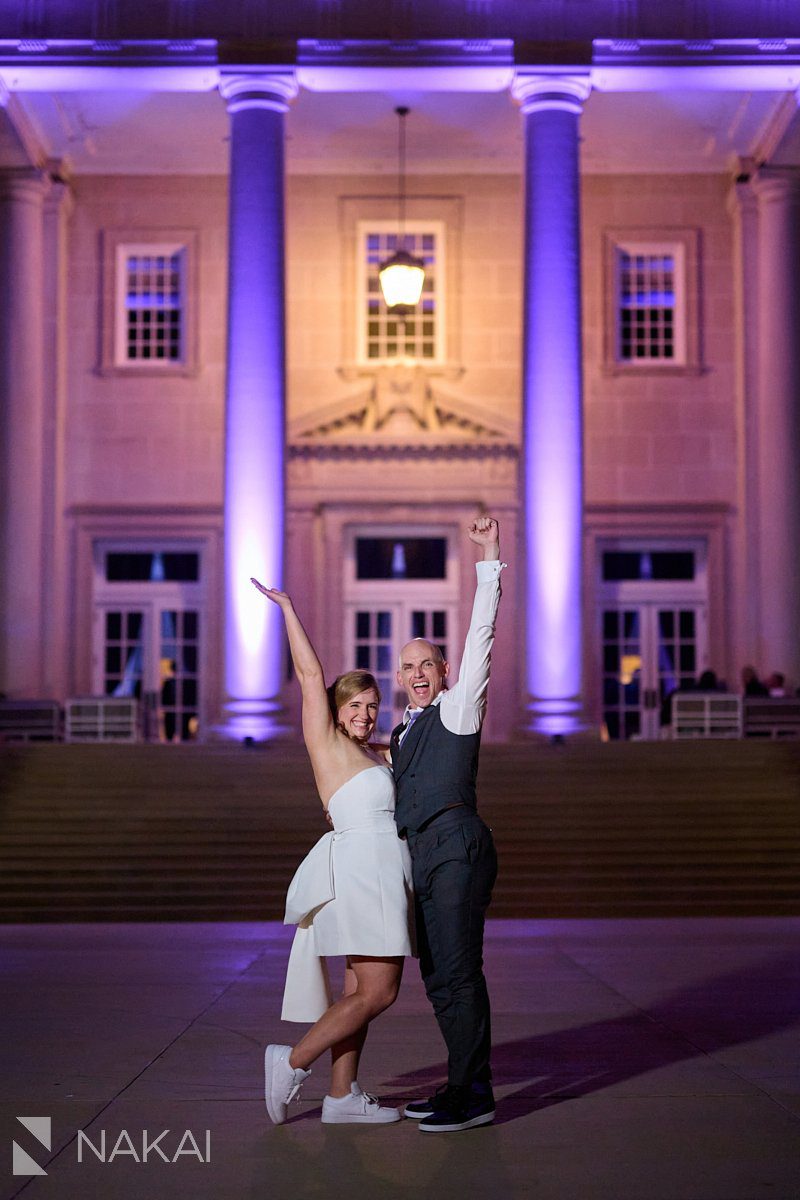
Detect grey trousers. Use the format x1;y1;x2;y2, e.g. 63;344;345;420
406;807;498;1087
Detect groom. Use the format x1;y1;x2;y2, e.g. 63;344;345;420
391;516;503;1132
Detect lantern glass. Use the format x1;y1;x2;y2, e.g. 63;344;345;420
379;253;425;310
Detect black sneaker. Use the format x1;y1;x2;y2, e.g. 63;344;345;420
418;1084;495;1133
403;1084;450;1120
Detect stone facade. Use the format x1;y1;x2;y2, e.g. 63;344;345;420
0;24;799;742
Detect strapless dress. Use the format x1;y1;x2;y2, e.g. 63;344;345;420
280;764;416;1022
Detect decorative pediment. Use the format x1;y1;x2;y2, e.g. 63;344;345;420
289;365;518;450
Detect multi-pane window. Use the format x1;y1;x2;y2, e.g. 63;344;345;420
104;610;144;699
353;609;395;736
105;552;200;583
115;243;185;366
159;609;200;742
615;242;685;365
410;609;448;663
359;222;443;364
602;551;695;583
355;537;447;580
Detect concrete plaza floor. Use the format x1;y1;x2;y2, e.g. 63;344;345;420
1;917;799;1200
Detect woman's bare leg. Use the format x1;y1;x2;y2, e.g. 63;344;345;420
288;956;402;1074
329;958;367;1097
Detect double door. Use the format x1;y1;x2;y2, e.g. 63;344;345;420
345;601;455;737
601;602;707;740
94;602;201;741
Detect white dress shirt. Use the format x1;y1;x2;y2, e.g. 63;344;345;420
398;558;505;744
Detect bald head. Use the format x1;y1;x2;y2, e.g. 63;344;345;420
398;638;444;669
396;639;449;708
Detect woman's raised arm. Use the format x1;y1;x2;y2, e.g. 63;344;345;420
250;580;335;751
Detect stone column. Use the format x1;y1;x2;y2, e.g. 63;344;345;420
511;75;590;737
0;169;48;697
219;73;297;739
752;169;800;684
41;175;73;700
728;176;761;675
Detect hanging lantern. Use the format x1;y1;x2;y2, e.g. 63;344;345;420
378;106;425;315
378;249;425;312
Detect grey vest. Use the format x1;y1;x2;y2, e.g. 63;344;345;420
391;703;481;835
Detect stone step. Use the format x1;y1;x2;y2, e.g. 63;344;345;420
1;740;798;920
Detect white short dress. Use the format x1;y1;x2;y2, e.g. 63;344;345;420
280;764;416;1023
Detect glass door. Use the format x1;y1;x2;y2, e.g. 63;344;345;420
598;540;709;741
654;605;702;730
93;545;204;742
95;603;201;741
344;526;459;738
601;602;707;740
350;604;401;737
101;609;146;700
601;607;643;741
158;608;200;742
346;601;454;737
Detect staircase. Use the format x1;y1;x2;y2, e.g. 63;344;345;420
0;741;798;920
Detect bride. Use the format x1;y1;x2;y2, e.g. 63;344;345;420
251;578;415;1126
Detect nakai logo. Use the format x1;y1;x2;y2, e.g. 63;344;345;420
77;1129;212;1163
12;1117;51;1176
11;1120;212;1175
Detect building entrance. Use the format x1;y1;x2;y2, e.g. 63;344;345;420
598;542;709;740
343;528;459;736
92;546;204;741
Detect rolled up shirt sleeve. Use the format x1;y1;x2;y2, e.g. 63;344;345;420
439;559;505;736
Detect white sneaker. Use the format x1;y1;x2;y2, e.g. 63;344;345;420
321;1082;402;1124
264;1044;311;1125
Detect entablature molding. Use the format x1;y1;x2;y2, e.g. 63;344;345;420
2;0;800;47
1;39;800;94
289;442;518;461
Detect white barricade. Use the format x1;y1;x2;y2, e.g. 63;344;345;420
65;697;139;743
671;693;742;739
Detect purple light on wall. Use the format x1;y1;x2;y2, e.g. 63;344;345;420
515;78;588;736
221;76;296;739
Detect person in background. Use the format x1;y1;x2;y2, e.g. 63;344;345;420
766;672;787;698
741;666;769;698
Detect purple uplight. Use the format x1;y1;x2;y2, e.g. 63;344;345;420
517;83;587;735
221;78;295;739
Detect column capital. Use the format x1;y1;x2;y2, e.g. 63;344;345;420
726;172;758;220
0;167;49;206
219;72;298;115
511;73;591;116
752;167;800;209
43;176;74;221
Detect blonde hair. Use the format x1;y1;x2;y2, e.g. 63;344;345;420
327;671;381;731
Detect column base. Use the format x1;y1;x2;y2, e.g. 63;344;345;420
212;699;293;743
522;697;593;739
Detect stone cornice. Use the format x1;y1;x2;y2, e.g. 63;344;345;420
1;38;800;82
289;441;518;461
0;39;219;67
2;1;800;43
66;503;223;518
